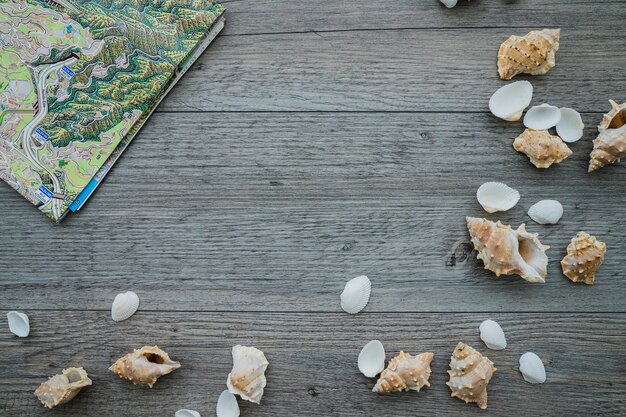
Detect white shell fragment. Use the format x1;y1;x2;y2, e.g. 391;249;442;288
524;104;562;130
111;291;140;322
358;340;386;378
489;81;533;121
528;200;563;225
7;311;29;337
476;182;520;213
479;319;507;350
556;107;584;143
340;275;371;314
227;345;269;404
216;390;240;417
519;352;546;384
440;0;458;7
175;410;201;417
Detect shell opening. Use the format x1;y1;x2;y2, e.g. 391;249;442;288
518;236;545;272
608;109;626;129
66;369;83;383
143;352;165;364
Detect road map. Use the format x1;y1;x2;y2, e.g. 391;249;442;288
0;0;224;221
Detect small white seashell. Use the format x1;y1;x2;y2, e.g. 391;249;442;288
479;319;507;350
111;291;140;322
556;107;584;143
489;81;534;121
528;200;563;225
216;390;240;417
358;340;386;378
7;311;29;337
340;275;371;314
519;352;546;383
523;103;562;130
476;182;520;213
440;0;458;7
175;410;201;417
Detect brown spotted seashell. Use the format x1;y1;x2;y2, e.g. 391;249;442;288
513;129;572;168
447;342;496;409
35;367;92;408
372;351;434;394
497;29;560;80
588;100;626;172
561;232;607;285
110;345;181;388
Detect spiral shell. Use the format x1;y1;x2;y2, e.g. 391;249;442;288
35;367;92;408
109;345;181;388
447;342;496;409
588;100;626;172
227;345;269;404
497;29;560;80
561;232;606;285
373;351;434;394
513;129;572;168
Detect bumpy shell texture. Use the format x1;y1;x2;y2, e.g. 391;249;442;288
35;367;92;408
340;275;371;314
467;217;550;283
589;100;626;172
479;319;507;350
217;390;240;417
447;342;496;409
109;345;181;388
519;352;546;384
7;311;29;337
497;29;560;80
227;345;269;404
561;232;606;285
111;291;140;322
373;351;434;394
358;340;386;378
513;129;572;168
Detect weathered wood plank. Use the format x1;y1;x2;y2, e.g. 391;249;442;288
1;112;623;312
1;312;624;416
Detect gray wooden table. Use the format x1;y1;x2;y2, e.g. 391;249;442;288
2;1;625;416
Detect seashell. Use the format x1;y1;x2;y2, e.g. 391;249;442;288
175;410;201;417
556;107;584;143
523;104;562;130
227;345;269;404
527;199;563;225
588;100;626;172
479;319;507;350
440;0;458;8
6;311;29;337
216;390;240;417
110;345;181;388
513;129;572;168
519;352;546;384
373;351;434;394
476;182;520;213
111;291;140;322
561;231;606;285
447;342;496;409
35;367;92;408
489;81;533;121
466;217;550;283
497;28;560;80
358;340;386;378
340;275;371;314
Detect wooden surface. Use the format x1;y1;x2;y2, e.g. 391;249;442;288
1;1;625;416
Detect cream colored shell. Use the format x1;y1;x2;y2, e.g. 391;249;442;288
447;342;496;409
227;345;269;404
35;367;92;408
109;345;181;388
588;100;626;172
513;129;572;168
372;351;434;394
561;231;606;285
497;29;560;80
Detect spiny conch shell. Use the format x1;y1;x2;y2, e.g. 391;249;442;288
497;28;560;80
340;275;371;314
527;199;563;225
479;319;507;350
588;100;626;172
6;311;29;337
489;81;533;121
35;367;92;408
227;345;269;404
556;107;585;143
523;104;562;130
111;291;140;322
519;352;546;384
561;231;606;285
216;390;240;417
358;340;385;378
109;345;181;388
372;351;434;394
440;0;458;8
476;182;520;213
513;129;572;168
175;410;201;417
447;342;496;409
466;217;549;283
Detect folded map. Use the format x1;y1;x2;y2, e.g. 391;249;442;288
0;0;224;221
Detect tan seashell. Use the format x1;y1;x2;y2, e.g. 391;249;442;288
561;231;606;285
466;217;550;283
372;351;434;394
227;345;269;404
447;342;496;410
109;345;181;388
588;100;626;172
497;29;560;80
513;128;572;168
35;367;92;408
